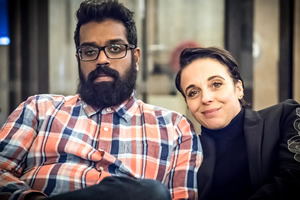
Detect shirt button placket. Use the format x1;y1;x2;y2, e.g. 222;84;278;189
103;108;111;132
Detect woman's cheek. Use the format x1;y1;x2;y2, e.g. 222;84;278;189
187;100;199;115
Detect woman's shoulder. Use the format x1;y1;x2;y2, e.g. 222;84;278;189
258;99;299;113
280;99;300;106
255;99;300;123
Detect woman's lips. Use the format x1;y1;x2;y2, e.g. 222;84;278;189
202;108;220;117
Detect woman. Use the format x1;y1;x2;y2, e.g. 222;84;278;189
175;47;300;200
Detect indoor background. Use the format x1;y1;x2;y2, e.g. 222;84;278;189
0;0;299;132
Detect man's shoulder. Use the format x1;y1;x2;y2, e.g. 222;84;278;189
25;94;79;105
137;100;184;118
136;100;198;135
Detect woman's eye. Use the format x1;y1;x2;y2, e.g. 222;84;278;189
187;90;197;97
213;82;222;88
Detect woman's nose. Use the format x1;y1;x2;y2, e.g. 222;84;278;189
201;89;213;104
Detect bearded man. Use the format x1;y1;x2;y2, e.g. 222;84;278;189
0;1;202;200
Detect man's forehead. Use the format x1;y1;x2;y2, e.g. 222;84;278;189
79;20;128;45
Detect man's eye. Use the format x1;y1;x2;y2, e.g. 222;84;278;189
83;48;97;56
107;44;124;53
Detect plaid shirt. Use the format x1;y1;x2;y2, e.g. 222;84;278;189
0;93;202;200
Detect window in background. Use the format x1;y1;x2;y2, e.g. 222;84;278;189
0;0;10;45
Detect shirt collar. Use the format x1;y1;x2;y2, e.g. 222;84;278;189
81;92;138;122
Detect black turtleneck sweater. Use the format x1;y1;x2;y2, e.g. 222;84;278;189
201;108;253;200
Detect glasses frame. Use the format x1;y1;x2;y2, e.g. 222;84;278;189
77;44;136;61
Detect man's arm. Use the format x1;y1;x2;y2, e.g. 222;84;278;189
0;96;47;200
167;115;203;200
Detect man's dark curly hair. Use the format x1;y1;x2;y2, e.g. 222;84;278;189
74;0;137;49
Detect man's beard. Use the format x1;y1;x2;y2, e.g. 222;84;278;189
77;59;137;109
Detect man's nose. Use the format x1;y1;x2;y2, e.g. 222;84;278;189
96;50;110;65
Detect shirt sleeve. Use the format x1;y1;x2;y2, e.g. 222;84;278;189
166;115;203;200
0;96;47;200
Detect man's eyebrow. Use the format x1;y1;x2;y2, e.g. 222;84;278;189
107;39;126;44
79;39;127;47
79;42;97;47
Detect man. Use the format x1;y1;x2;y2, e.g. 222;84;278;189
0;1;202;200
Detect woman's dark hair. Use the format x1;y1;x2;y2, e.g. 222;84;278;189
175;47;250;107
74;0;137;49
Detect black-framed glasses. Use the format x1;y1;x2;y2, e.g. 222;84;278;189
77;44;136;61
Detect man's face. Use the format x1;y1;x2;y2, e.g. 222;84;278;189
76;19;140;108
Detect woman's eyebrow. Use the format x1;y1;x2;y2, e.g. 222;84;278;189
185;84;197;94
207;75;225;81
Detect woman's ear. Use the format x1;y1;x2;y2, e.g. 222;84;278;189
236;80;244;99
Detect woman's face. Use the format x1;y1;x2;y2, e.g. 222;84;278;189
180;58;243;129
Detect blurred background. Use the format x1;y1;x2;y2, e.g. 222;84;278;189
0;0;299;130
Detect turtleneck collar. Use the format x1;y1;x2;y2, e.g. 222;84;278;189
201;108;245;141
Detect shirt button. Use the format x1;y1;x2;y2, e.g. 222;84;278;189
106;108;111;112
104;127;109;132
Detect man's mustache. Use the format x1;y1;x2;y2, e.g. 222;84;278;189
87;64;119;82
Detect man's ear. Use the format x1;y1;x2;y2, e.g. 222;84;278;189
133;48;141;71
75;53;80;63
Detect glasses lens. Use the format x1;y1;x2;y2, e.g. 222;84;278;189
80;46;99;61
105;44;127;59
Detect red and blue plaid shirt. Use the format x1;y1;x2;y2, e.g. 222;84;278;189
0;93;202;200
